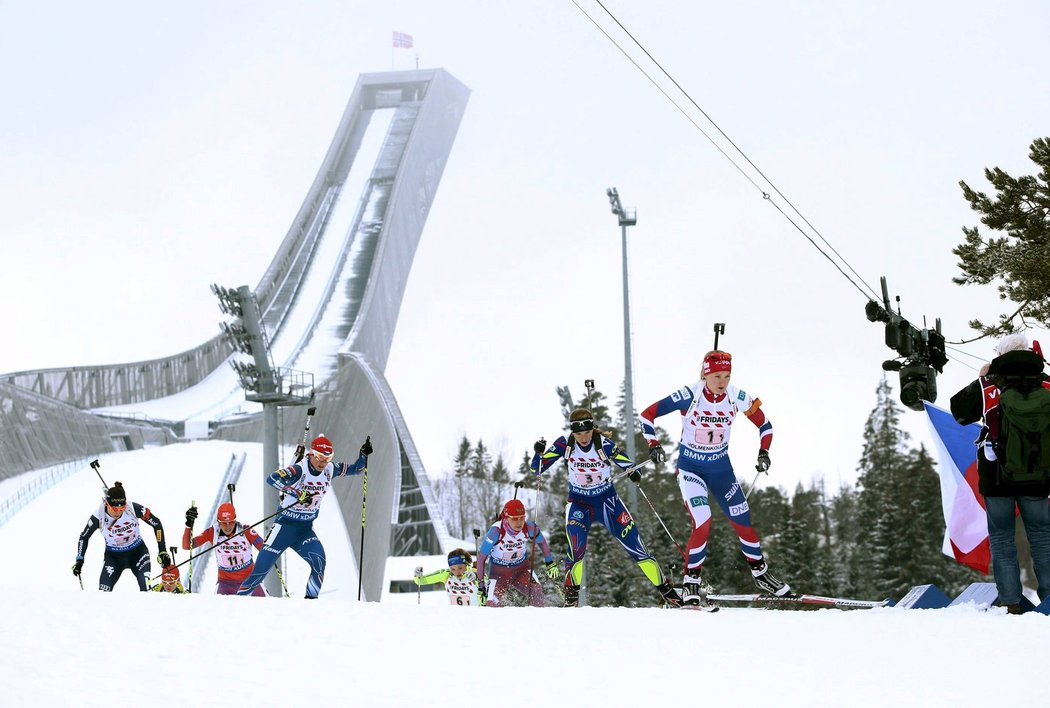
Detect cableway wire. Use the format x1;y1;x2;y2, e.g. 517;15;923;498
570;0;886;304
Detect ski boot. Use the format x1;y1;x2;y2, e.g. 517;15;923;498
681;569;718;611
657;581;682;608
563;583;579;608
749;560;793;597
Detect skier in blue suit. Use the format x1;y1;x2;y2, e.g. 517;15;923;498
237;434;371;598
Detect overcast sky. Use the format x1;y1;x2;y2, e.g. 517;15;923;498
2;1;1048;494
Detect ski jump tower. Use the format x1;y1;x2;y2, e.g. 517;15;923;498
0;69;470;601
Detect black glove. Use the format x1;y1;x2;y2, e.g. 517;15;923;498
628;468;642;483
360;436;373;457
72;558;84;576
158;552;171;567
185;506;198;528
756;449;771;473
478;580;488;604
649;444;666;464
295;488;315;505
533;438;547;456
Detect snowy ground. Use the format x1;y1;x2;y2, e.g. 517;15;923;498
1;444;1046;707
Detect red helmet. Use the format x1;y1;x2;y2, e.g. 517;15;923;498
502;499;526;518
311;435;334;456
217;502;236;523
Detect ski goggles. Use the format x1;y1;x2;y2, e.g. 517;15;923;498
569;419;594;433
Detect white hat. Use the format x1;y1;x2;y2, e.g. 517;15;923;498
994;333;1031;357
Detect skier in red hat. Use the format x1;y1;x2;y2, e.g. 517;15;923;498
236;433;372;598
476;499;557;607
183;501;266;595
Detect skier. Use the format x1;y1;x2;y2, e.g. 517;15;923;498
413;548;483;606
236;434;371;598
152;564;187;594
72;481;169;592
639;350;791;608
531;410;682;608
476;499;558;607
183;502;266;596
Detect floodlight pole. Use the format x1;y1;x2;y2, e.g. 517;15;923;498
216;284;312;598
606;188;638;511
234;286;283;597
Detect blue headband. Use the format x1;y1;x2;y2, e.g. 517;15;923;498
447;554;467;567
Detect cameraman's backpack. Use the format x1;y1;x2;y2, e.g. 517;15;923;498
996;379;1050;485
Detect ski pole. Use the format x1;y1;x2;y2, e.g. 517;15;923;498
186;498;195;593
611;459;650;485
149;503;292;581
744;468;765;501
415;566;423;605
527;524;538;607
89;459;108;492
634;480;689;565
473;528;489;606
357;437;370;601
294;406;317;464
713;322;725;350
275;561;290;598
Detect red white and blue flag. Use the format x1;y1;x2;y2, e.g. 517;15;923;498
392;31;414;49
924;402;990;573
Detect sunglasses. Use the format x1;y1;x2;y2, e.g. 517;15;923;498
569;419;595;433
107;501;127;509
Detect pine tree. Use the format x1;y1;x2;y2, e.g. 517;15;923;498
470;439;490;480
854;377;910;598
954;136;1050;334
452;436;471;478
492;453;510;483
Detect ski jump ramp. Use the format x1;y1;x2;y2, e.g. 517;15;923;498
0;69;470;601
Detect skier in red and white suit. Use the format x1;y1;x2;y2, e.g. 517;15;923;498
183;502;266;596
640;350;791;604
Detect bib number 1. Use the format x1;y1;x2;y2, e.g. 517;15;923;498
695;428;726;445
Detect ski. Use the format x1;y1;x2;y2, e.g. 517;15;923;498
707;593;889;609
674;602;719;612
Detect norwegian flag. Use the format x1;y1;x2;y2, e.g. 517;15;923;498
924;402;990;573
392;31;414;49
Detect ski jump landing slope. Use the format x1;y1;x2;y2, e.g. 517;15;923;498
0;69;470;601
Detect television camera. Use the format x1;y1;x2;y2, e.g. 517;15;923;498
865;277;948;411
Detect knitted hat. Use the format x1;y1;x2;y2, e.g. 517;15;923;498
502;499;526;518
217;502;236;523
702;351;732;376
106;483;126;506
311;435;334;456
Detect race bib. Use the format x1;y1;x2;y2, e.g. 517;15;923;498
449;592;474;607
694;428;726;445
572;470;605;487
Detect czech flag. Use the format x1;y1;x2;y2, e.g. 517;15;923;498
924;402;990;573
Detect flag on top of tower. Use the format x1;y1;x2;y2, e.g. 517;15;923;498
392;31;414;48
924;402;990;574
